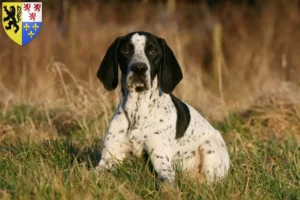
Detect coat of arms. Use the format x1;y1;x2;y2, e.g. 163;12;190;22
2;2;42;46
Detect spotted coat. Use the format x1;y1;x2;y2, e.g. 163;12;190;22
95;32;230;185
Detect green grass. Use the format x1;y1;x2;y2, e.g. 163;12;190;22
0;105;299;199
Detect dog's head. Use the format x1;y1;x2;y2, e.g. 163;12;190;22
97;31;182;94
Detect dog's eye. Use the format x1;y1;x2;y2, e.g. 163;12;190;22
149;49;157;55
123;48;131;55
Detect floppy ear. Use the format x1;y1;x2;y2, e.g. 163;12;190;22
97;38;120;91
159;38;183;94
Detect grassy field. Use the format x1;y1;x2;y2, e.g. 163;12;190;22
1;1;300;199
0;101;299;199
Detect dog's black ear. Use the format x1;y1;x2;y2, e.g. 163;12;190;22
97;38;120;91
158;38;183;94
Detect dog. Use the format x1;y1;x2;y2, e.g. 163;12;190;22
95;31;230;187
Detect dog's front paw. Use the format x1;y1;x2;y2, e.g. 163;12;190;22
160;177;175;192
94;165;105;174
94;159;110;174
160;178;179;199
95;159;117;175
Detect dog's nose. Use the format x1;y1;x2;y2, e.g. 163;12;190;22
131;62;148;75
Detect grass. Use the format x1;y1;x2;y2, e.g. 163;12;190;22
0;104;299;200
0;0;300;199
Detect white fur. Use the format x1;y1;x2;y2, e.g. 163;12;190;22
96;33;230;185
127;34;152;91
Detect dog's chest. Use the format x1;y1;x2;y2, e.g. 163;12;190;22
122;93;176;154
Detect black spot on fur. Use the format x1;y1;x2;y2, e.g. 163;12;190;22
207;150;212;154
160;119;164;122
170;94;191;139
154;132;159;134
191;151;195;155
166;156;169;162
119;129;125;133
205;140;210;144
144;135;147;139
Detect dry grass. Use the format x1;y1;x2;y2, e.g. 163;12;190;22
0;1;300;199
0;1;299;111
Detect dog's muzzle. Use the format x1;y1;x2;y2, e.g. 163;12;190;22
128;62;148;92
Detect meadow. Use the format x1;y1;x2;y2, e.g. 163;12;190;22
0;1;299;199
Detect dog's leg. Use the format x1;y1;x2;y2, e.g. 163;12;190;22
95;108;131;172
145;134;175;188
198;134;230;183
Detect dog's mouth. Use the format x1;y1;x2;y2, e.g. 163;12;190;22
128;76;148;92
134;83;146;92
132;80;147;92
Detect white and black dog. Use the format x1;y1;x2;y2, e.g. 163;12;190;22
95;31;230;186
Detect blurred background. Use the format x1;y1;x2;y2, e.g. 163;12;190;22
1;0;300;121
1;2;299;198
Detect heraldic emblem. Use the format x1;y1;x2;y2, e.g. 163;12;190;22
2;2;42;46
